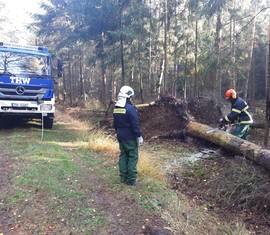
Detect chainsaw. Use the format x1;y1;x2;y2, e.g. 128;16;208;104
206;122;228;134
206;118;232;134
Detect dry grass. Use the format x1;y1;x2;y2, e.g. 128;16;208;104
138;152;167;181
162;196;251;235
85;129;119;157
56;109;91;131
81;129;253;234
56;108;258;235
83;129;167;181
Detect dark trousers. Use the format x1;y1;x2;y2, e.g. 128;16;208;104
232;124;250;140
118;140;138;183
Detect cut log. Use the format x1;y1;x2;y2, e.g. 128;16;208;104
185;121;270;171
135;102;155;108
102;95;270;171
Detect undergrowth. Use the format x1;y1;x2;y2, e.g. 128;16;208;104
0;111;259;235
173;155;270;234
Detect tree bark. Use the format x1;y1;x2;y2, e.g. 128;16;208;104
214;12;222;99
157;60;165;98
68;51;73;106
243;0;257;100
163;0;168;91
264;24;270;146
194;19;198;97
185;121;270;171
229;1;236;89
120;34;125;86
99;36;107;105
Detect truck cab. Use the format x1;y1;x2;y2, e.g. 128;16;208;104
0;42;62;129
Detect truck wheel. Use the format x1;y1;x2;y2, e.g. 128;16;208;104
43;116;54;129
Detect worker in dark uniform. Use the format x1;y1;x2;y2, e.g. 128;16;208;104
113;86;143;186
220;89;253;140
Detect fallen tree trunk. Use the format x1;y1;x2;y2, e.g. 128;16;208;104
185;121;270;171
136;102;155;108
103;96;270;171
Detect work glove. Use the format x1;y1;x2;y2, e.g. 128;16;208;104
137;136;143;146
219;117;226;124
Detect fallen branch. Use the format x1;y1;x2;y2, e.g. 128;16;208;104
135;101;155;108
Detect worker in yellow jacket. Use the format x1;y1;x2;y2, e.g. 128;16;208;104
220;89;253;140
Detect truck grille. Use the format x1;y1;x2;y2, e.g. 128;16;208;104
0;84;47;100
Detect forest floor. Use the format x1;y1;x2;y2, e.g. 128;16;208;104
143;97;270;235
0;97;269;234
68;96;270;235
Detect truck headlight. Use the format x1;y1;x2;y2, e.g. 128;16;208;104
41;104;53;111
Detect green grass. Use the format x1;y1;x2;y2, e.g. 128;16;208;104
0;116;254;235
0;124;107;234
182;162;210;177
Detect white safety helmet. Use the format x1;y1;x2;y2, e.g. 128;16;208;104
118;86;134;98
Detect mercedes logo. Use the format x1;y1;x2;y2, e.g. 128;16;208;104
16;86;25;95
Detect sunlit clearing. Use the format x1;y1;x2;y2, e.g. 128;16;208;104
26;155;67;163
56;121;90;131
86;130;119;158
55;110;165;182
138;152;166;182
55;112;91;131
45;141;89;149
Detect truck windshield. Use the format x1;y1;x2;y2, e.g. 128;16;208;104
0;51;50;76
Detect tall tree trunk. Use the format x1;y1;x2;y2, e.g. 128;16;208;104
119;0;125;86
120;34;125;86
139;70;144;104
173;0;178;97
72;62;77;104
62;71;67;102
148;0;152;97
158;60;165;98
209;12;222;99
183;10;190;99
79;50;86;104
264;24;270;147
243;0;257;100
229;0;236;88
163;0;168;91
68;51;73;106
98;36;107;105
184;35;188;100
250;56;255;100
194;19;198;97
101;62;107;105
215;12;222;99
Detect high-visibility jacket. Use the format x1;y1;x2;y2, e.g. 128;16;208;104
224;97;253;124
113;101;142;141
